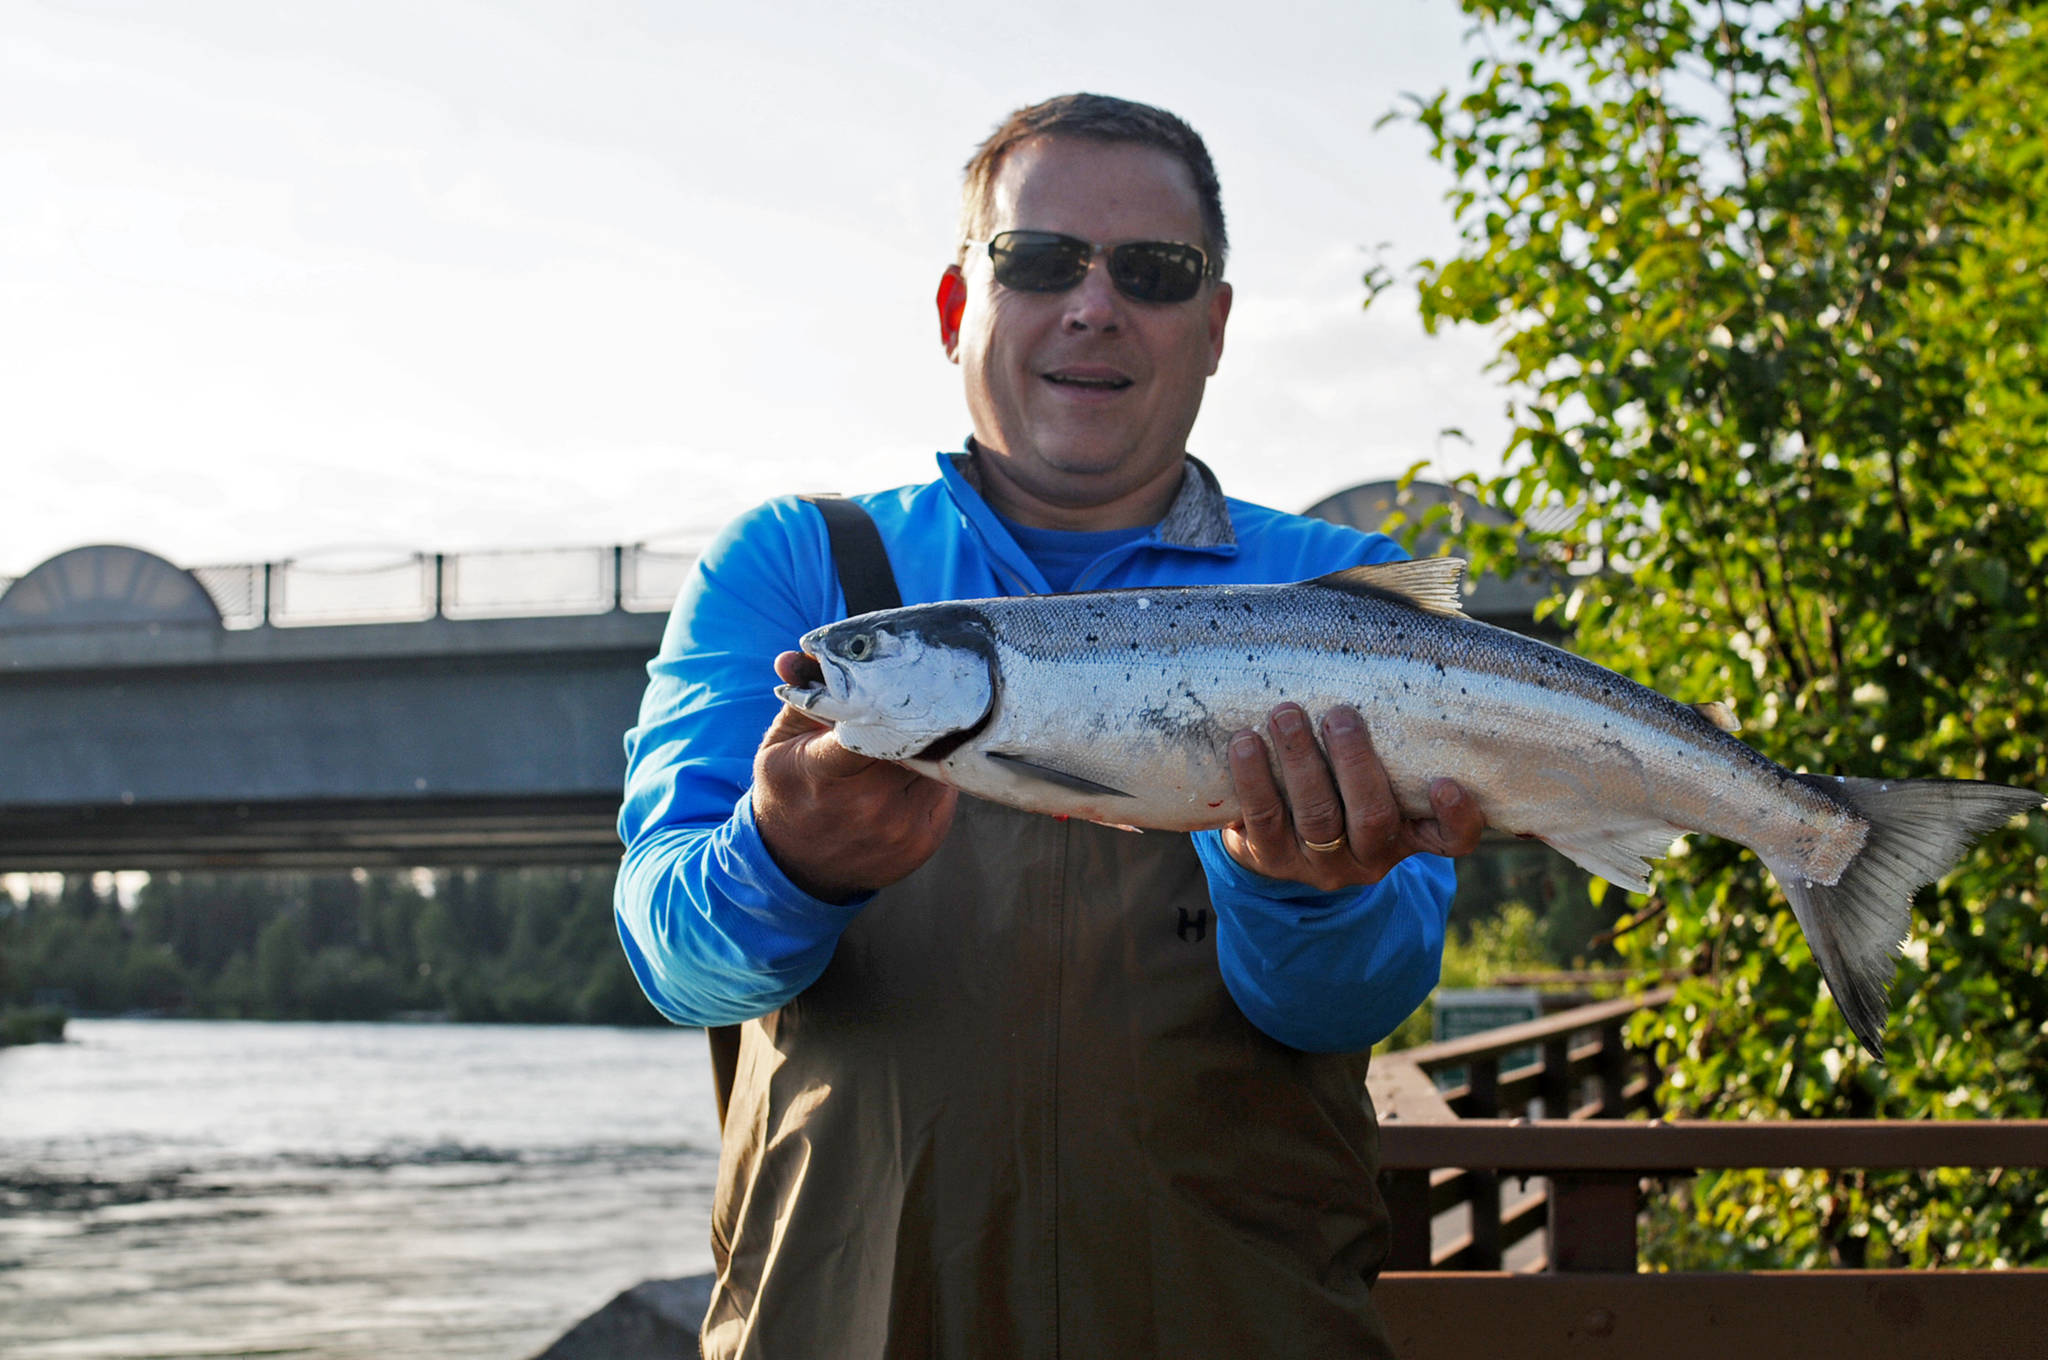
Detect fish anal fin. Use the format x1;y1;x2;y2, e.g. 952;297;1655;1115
1689;700;1742;733
984;751;1136;799
1311;558;1468;618
1541;822;1684;895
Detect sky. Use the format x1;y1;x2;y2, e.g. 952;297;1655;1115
2;0;1514;577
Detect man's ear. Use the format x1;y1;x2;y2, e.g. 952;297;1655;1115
1204;280;1232;375
937;266;967;359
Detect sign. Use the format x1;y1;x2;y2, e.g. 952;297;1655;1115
1430;987;1542;1094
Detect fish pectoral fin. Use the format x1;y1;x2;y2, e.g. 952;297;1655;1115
1540;822;1685;895
1309;558;1469;618
983;751;1136;799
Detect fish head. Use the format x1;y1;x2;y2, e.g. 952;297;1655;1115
776;605;997;761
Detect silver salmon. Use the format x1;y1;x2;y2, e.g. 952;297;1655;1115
778;558;2042;1057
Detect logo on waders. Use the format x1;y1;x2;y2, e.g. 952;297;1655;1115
1177;907;1209;943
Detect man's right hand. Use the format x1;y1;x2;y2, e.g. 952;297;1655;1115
751;651;960;903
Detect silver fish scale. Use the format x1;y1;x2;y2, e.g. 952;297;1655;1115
945;580;1865;877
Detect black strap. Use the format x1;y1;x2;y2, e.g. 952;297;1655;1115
708;494;905;1132
801;493;903;615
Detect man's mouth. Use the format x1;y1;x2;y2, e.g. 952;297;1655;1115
1042;367;1133;391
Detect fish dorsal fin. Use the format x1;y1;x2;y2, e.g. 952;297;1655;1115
1311;558;1469;618
1689;700;1742;733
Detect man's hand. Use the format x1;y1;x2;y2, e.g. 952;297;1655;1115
752;652;959;903
1221;703;1485;892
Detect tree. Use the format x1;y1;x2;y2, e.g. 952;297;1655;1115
255;910;308;1017
1394;0;2048;1266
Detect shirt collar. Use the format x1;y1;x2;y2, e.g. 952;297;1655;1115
941;442;1237;552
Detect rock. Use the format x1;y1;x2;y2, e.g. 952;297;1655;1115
529;1273;713;1360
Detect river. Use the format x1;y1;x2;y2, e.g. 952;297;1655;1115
0;1019;721;1359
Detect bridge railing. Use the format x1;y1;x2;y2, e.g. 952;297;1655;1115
183;543;699;629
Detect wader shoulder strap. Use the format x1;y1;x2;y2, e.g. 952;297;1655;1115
802;492;904;614
707;494;904;1131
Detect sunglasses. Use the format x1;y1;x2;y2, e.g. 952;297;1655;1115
965;230;1217;304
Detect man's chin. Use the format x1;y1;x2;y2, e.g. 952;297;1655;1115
976;437;1185;517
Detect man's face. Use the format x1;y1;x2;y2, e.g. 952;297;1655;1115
942;136;1232;528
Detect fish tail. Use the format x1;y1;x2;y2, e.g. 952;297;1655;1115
1766;775;2042;1061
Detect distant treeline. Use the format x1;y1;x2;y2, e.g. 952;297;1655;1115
0;866;662;1026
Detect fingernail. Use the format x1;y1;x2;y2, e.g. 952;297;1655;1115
1433;779;1463;806
1231;733;1260;760
1273;707;1306;737
1324;708;1359;736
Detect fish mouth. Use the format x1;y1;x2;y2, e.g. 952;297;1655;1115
775;647;846;717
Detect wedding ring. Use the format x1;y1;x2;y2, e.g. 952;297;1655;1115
1301;834;1348;854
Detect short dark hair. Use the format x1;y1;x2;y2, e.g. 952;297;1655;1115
958;93;1228;277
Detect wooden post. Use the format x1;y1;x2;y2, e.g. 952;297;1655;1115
1597;1020;1629;1117
1548;1172;1641;1272
1469;1055;1501;1118
1469;1170;1504;1269
1380;1168;1434;1270
1540;1035;1572;1120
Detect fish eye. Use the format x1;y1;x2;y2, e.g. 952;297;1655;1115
843;632;873;661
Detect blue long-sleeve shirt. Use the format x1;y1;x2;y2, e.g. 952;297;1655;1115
614;451;1454;1051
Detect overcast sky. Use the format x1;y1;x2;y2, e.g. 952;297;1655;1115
2;0;1513;576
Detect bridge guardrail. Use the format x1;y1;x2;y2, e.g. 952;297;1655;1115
179;544;699;629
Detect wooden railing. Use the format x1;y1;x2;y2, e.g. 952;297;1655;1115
1372;987;1672;1270
1367;988;2048;1357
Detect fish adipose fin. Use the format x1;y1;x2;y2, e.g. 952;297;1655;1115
1542;821;1686;896
1768;776;2042;1062
1312;558;1468;618
984;751;1136;799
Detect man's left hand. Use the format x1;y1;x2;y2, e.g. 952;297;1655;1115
1221;703;1485;891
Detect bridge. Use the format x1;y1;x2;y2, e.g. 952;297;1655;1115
0;542;684;870
0;480;1548;872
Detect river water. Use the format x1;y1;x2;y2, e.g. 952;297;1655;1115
0;1020;722;1359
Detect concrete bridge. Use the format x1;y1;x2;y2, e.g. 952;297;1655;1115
0;543;673;870
0;481;1549;871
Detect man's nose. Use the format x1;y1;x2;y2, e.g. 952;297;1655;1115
1061;257;1124;332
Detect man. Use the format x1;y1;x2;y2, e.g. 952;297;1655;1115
616;93;1485;1359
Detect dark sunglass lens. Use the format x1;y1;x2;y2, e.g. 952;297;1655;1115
989;233;1090;292
1109;242;1206;303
